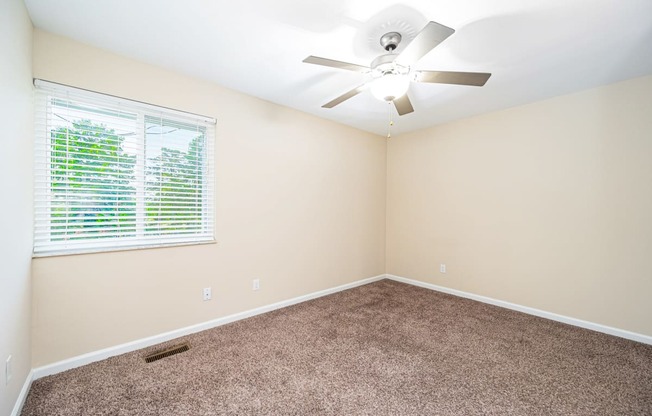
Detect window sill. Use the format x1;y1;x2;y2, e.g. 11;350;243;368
32;239;217;258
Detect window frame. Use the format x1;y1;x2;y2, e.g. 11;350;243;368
33;79;216;257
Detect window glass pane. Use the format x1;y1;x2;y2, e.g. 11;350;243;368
144;117;206;236
34;81;215;256
49;99;138;241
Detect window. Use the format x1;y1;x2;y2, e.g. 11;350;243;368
34;80;215;256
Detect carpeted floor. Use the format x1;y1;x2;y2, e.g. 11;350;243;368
22;279;652;415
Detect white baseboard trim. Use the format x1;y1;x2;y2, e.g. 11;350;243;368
386;274;652;345
32;274;385;380
30;272;651;383
10;369;34;416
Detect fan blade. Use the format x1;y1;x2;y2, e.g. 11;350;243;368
393;94;414;116
396;21;455;66
303;56;369;73
415;70;492;86
322;85;367;108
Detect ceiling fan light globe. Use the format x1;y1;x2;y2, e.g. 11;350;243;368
370;74;410;102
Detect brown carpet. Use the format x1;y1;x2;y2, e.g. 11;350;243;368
22;279;652;415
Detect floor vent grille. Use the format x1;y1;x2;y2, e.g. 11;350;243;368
144;343;190;363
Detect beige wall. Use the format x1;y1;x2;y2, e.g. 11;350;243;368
27;27;652;369
387;74;652;336
31;30;387;367
0;0;33;413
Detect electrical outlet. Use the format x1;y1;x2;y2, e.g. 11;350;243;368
440;264;447;273
5;355;12;385
202;287;212;301
252;279;260;291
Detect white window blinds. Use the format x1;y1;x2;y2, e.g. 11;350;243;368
34;80;215;256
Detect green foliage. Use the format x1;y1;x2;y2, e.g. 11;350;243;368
50;119;136;240
50;119;206;241
146;136;204;234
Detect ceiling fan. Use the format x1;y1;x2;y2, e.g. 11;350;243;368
303;20;491;116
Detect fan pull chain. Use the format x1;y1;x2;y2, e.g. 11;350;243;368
387;101;394;139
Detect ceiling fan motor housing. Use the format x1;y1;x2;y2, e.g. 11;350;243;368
371;54;409;73
373;32;411;87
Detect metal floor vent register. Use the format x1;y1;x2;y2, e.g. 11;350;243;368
144;342;190;363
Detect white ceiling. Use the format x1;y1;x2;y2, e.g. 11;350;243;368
24;0;652;137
